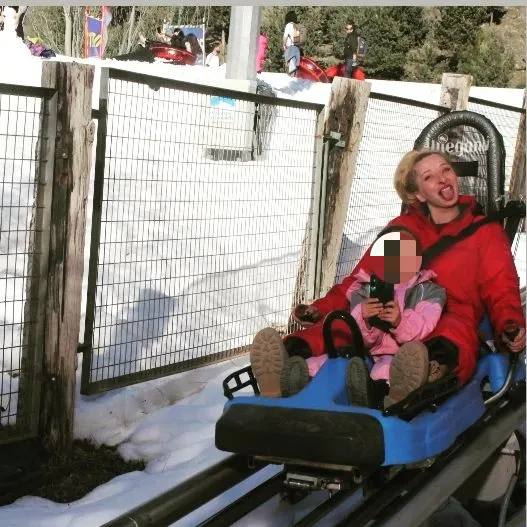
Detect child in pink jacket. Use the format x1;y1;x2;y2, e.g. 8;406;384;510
276;228;447;408
304;267;446;380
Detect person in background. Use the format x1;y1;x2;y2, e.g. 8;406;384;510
343;20;359;79
257;32;269;74
206;43;221;67
170;28;186;50
184;33;203;64
283;10;300;77
155;26;166;43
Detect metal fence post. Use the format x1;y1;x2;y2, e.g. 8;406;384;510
81;67;109;395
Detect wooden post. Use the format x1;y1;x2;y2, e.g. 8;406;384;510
507;92;526;234
39;62;95;453
318;78;370;297
508;92;526;201
439;73;472;111
438;73;473;158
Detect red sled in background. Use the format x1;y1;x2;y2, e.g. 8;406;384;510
295;56;366;83
149;42;198;66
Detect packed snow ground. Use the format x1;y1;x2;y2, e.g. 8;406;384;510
0;40;525;526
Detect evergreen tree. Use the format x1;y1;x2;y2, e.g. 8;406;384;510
458;28;515;88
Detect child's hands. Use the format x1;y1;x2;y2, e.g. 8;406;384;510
292;304;323;327
378;301;401;327
362;298;383;320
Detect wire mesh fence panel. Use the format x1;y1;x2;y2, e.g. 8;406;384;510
82;70;323;393
0;86;50;442
467;98;524;193
335;95;447;284
467;98;525;288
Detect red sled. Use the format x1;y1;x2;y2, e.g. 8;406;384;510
149;42;197;66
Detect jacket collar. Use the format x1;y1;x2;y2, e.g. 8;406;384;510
353;268;437;289
406;195;485;237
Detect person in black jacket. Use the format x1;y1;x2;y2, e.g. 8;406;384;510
343;21;359;79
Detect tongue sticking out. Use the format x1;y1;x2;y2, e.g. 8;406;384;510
439;185;455;201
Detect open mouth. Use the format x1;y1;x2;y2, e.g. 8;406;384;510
439;184;455;201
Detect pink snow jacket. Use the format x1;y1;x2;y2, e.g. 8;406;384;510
347;268;446;380
305;268;446;380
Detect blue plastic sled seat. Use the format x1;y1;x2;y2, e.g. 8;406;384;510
215;349;525;468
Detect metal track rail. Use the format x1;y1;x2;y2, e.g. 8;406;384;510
100;455;267;527
292;487;358;527
195;471;285;527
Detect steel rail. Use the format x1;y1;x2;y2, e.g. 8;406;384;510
100;455;267;527
292;487;358;527
195;471;285;527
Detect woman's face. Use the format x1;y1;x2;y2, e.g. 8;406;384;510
413;154;459;210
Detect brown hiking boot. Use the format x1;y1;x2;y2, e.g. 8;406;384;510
250;327;288;397
346;357;375;408
280;356;310;397
384;341;429;409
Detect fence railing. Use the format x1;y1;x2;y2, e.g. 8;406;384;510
467;96;525;192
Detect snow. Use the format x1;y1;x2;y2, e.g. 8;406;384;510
0;38;525;527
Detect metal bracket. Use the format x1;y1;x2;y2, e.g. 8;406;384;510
324;131;345;148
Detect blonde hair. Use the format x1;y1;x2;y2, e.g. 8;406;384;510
394;149;454;205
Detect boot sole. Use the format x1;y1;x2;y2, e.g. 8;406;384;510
250;327;288;398
281;356;309;397
384;342;429;408
346;357;374;408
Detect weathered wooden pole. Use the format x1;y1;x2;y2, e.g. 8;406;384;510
439;73;473;111
39;62;95;453
317;78;371;298
508;92;526;201
508;92;526;234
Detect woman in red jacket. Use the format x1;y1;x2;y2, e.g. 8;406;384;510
250;149;526;405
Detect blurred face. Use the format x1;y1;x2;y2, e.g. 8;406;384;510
346;25;353;33
413;154;459;210
370;231;422;284
398;238;421;283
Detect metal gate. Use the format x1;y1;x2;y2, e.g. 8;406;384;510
81;68;325;394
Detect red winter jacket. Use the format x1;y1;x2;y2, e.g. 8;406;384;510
286;195;525;385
